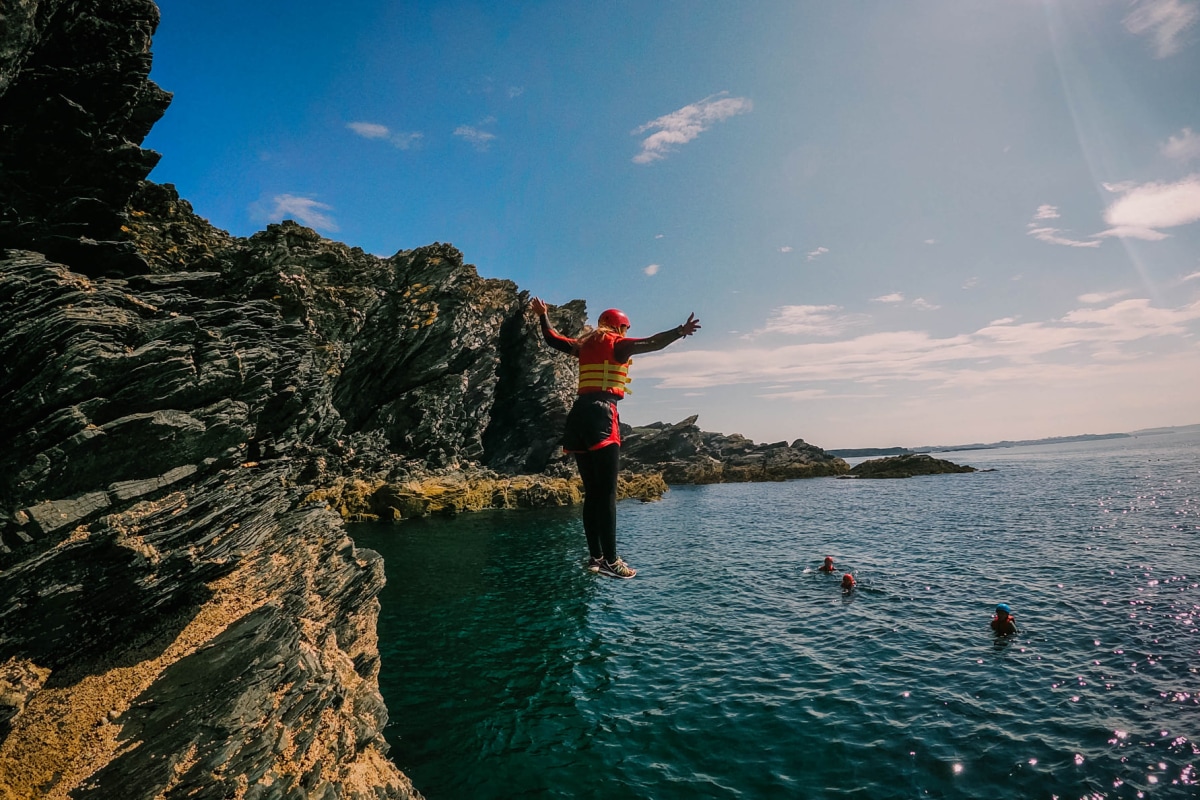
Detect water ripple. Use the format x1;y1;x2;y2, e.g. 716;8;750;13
358;432;1200;799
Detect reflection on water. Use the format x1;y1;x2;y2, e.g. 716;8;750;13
354;431;1200;799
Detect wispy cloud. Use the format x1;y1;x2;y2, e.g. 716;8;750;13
644;263;660;276
346;121;423;149
806;246;829;261
750;305;868;338
632;92;752;164
347;121;389;139
873;292;939;310
634;298;1200;393
265;194;339;232
1079;290;1131;304
1124;0;1199;58
779;246;793;253
1163;127;1200;161
454;124;497;150
1096;174;1200;240
1184;271;1200;282
1027;205;1100;247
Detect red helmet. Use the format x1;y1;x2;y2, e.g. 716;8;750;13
598;308;630;329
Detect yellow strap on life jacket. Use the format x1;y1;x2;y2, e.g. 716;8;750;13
578;360;631;394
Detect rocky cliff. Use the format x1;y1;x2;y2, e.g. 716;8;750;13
0;2;845;797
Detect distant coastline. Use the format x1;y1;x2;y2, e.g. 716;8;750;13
827;423;1200;458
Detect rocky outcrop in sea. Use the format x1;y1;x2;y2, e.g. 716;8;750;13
846;453;977;479
0;2;847;797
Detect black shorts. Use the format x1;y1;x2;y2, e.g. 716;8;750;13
562;394;621;453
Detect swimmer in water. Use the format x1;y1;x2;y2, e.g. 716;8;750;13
819;556;836;573
841;573;856;592
991;603;1018;635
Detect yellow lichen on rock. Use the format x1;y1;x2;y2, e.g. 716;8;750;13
0;566;270;800
302;478;386;521
305;470;667;525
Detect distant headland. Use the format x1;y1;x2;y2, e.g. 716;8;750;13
827;423;1200;458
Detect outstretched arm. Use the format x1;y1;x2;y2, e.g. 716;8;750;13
530;296;578;355
616;312;701;359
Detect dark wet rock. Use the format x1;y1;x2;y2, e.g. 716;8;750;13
622;416;849;483
847;453;977;479
0;0;170;275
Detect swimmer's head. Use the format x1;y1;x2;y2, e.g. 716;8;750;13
823;556;834;566
995;603;1011;616
841;573;855;588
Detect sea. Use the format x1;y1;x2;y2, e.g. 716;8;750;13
351;430;1200;799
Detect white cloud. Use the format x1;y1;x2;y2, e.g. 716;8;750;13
454;125;497;150
633;297;1200;393
266;194;338;232
1079;290;1131;304
632;92;752;164
872;293;905;304
779;246;793;253
655;234;665;239
962;277;981;289
806;246;829;261
924;238;938;245
346;121;423;149
1124;0;1199;58
1163;128;1200;161
911;298;941;311
1026;206;1100;247
1028;225;1101;247
751;305;868;337
347;121;389;139
644;263;660;276
1184;271;1200;282
1096;174;1200;240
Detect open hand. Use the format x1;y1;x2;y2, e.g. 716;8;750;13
530;297;549;316
679;312;701;336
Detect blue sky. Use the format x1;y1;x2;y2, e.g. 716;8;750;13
145;0;1200;449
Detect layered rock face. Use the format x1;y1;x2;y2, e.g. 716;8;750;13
0;215;589;796
0;2;847;798
0;0;171;274
0;2;424;796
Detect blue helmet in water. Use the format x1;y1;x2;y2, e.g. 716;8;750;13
995;603;1011;615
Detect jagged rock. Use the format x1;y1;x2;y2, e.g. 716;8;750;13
622;416;849;483
0;0;171;274
847;453;977;479
123;181;235;273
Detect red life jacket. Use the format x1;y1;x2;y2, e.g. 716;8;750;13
577;331;631;397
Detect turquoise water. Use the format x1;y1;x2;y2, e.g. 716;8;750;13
353;431;1200;799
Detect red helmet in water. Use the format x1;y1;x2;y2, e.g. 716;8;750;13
598;308;630;330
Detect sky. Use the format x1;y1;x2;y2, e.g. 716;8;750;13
144;0;1200;449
